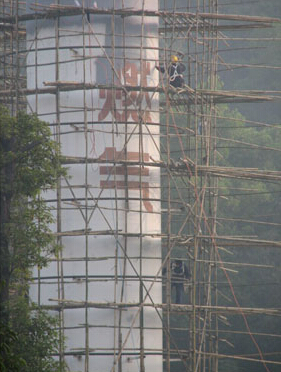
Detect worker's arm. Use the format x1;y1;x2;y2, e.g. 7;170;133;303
178;63;186;73
156;65;165;73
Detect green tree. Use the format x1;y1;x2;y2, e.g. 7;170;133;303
0;319;26;372
8;298;62;372
215;104;281;372
0;106;66;371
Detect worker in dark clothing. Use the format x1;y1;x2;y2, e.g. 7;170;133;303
156;55;186;88
163;259;190;304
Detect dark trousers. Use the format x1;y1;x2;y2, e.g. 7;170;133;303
172;283;184;304
170;76;185;88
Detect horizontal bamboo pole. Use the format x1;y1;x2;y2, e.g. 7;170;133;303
1;7;280;24
51;230;164;238
197;350;281;366
45;299;281;316
0;81;273;103
199;12;281;23
158;23;273;33
47;226;281;247
176;235;281;248
49;228;281;247
59;155;281;181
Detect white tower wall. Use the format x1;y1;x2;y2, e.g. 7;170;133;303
27;1;162;371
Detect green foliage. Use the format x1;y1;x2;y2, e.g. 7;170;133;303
0;106;66;372
8;299;63;372
0;106;65;295
0;107;64;197
0;299;63;372
214;77;281;371
0;319;26;372
216;103;281;240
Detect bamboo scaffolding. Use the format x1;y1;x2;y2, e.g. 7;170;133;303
1;7;280;24
2;2;281;372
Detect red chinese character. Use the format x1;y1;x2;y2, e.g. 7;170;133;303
98;62;152;123
99;147;153;212
98;89;123;122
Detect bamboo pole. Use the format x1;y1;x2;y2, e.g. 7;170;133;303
45;299;281;316
2;7;281;24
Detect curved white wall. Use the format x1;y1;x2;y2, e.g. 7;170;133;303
27;1;162;371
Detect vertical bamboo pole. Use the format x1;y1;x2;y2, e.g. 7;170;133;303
118;3;128;370
165;99;171;372
187;2;193;369
139;2;145;371
192;1;200;370
111;4;119;371
54;1;64;369
82;2;89;371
